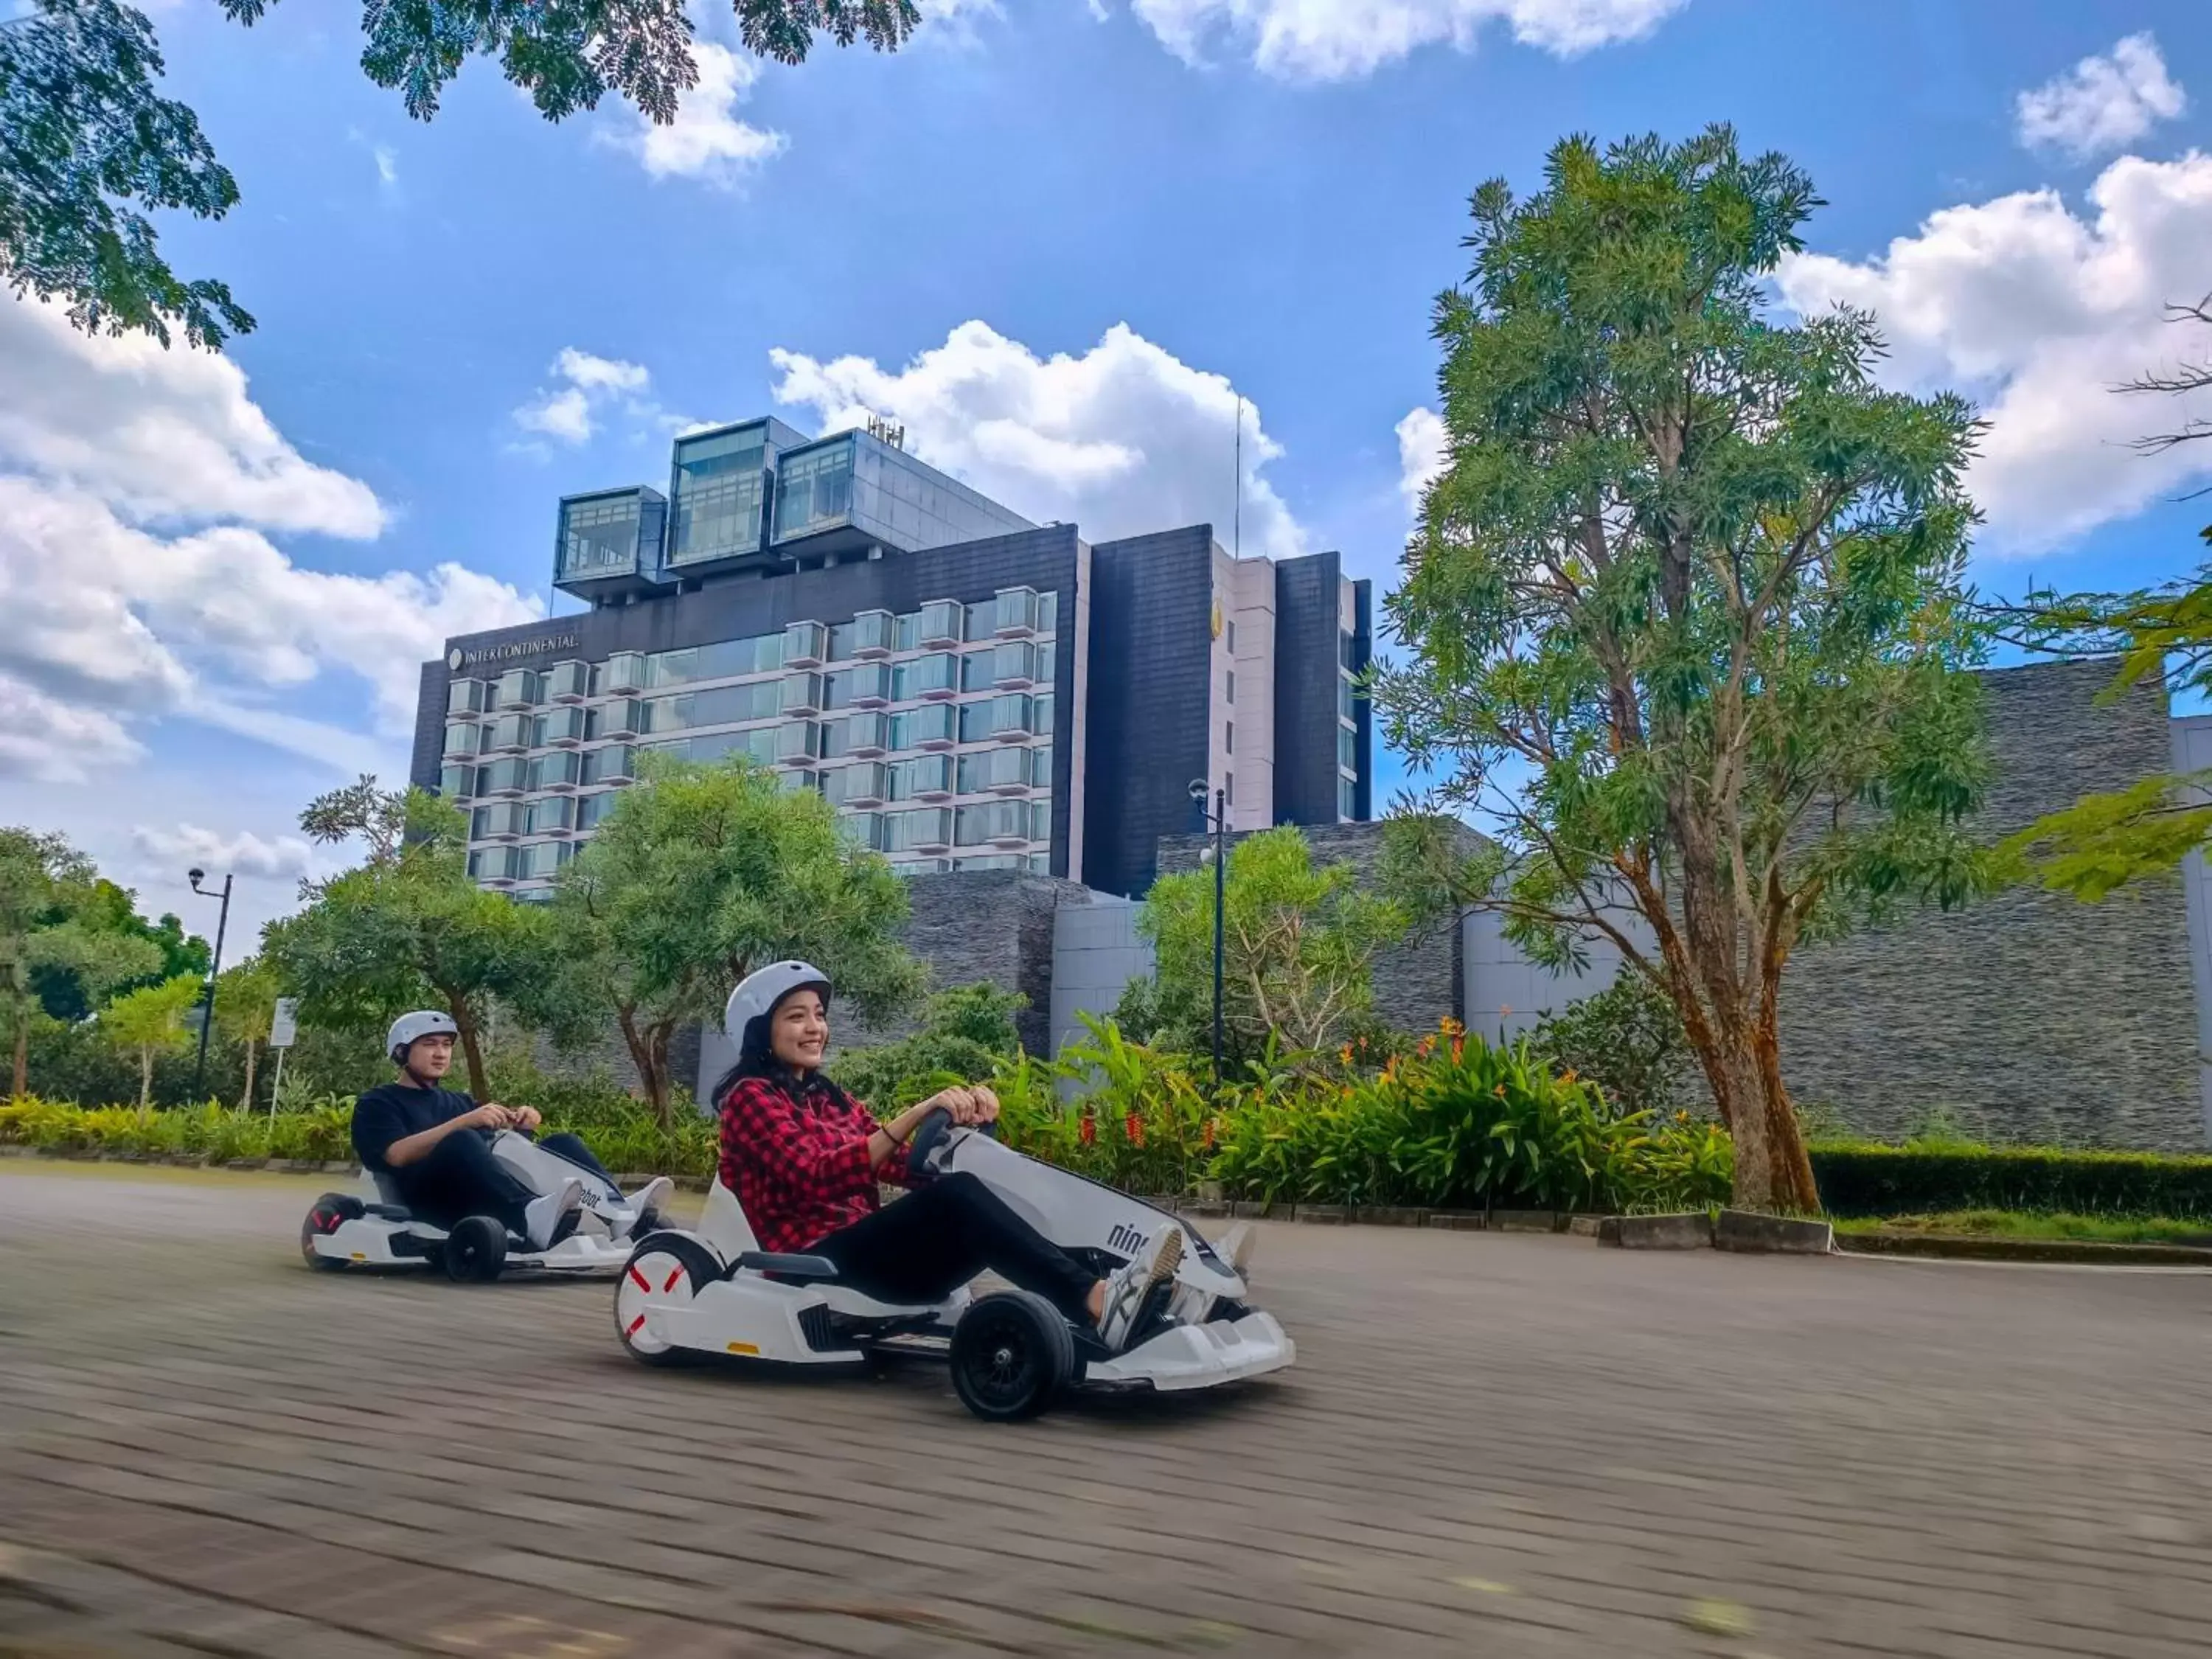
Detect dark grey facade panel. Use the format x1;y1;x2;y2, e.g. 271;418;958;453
1351;577;1373;821
1272;550;1345;828
1081;527;1216;897
410;660;448;792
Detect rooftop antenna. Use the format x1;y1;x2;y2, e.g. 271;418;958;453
1233;394;1242;560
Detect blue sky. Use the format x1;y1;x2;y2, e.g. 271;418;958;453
5;0;2211;942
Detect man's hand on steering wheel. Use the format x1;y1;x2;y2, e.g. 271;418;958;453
967;1085;1000;1127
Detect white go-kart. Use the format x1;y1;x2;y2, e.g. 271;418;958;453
613;1108;1295;1421
301;1131;671;1282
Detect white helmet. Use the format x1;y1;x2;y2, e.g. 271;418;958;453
724;961;832;1057
387;1009;459;1066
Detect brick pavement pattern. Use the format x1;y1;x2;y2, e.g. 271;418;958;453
2;1164;2209;1658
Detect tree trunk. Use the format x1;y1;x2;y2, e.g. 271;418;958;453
10;1013;25;1099
614;1005;669;1130
137;1048;153;1110
1753;1005;1821;1213
442;991;489;1100
240;1039;259;1113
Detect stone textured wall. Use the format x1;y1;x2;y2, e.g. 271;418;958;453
1157;818;1477;1038
845;871;1099;1057
1778;659;2201;1150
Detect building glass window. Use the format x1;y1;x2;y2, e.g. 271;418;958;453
992;641;1037;686
1338;775;1357;821
993;587;1038;636
773;438;855;540
959;651;995;693
645;633;782;689
897;753;953;798
1037;590;1058;639
1339;675;1357;722
1225;721;1234;757
580;746;634;785
439;765;473;799
896;653;959;700
917;599;962;645
446;678;483;716
495;669;540;708
1033;694;1054;736
557;494;641;580
1225;669;1234;706
669;428;768;565
1226;619;1237;654
577;790;619;831
851;610;894;655
1338;725;1357;771
890;703;956;749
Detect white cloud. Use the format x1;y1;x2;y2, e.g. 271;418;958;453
597;42;787;187
372;143;399;187
769;320;1309;559
512;348;655;445
2016;32;2185;159
1125;0;1685;80
0;292;540;784
0;289;383;535
1775;152;2212;552
1395;406;1448;516
130;823;327;883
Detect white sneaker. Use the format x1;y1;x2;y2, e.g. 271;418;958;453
524;1178;584;1251
626;1175;674;1234
1096;1223;1184;1352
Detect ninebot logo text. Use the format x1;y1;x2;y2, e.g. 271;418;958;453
1107;1222;1147;1256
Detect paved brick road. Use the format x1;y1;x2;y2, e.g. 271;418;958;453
1;1162;2208;1659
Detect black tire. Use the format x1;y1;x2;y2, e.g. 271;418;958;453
950;1290;1074;1422
300;1193;360;1271
615;1231;726;1368
442;1214;509;1284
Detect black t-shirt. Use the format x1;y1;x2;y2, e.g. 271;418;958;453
352;1082;480;1172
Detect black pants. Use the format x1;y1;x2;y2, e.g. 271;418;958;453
813;1172;1099;1324
391;1130;613;1235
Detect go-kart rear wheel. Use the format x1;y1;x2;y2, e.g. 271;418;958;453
299;1193;360;1271
441;1214;508;1284
950;1290;1074;1422
616;1232;724;1368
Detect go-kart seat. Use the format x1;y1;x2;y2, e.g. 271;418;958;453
364;1167;415;1221
695;1178;953;1316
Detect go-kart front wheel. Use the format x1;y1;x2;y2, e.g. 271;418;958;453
950;1290;1074;1422
616;1233;724;1367
441;1215;508;1284
300;1193;360;1271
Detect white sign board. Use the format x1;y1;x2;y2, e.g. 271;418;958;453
268;998;299;1049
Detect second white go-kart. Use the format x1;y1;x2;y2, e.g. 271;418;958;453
301;1130;672;1283
613;1109;1294;1421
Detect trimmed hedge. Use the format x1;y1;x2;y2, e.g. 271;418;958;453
1810;1144;2212;1220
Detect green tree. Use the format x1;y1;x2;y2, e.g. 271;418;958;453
1134;825;1410;1065
524;754;925;1125
1523;975;1690;1118
1;827;165;1097
213;958;281;1110
1983;293;2212;900
1376;128;1995;1214
4;0;922;352
31;877;209;1023
261;776;549;1099
99;971;201;1107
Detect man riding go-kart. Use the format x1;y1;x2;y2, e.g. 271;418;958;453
300;1010;672;1281
612;961;1293;1420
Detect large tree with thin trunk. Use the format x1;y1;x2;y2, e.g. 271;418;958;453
1377;128;1997;1214
518;754;926;1125
2;0;922;349
260;778;549;1100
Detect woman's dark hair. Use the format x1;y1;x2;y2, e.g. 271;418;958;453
709;987;856;1115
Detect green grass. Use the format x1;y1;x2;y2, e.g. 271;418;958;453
1832;1208;2212;1245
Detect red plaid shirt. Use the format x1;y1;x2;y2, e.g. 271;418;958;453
717;1071;908;1253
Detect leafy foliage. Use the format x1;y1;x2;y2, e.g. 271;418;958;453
830;983;1026;1113
262;778;552;1098
1136;825;1410;1065
1376;126;1998;1213
7;0;919;350
2;826;166;1097
523;753;925;1124
1209;1021;1731;1215
0;0;249;347
1523;974;1691;1116
96;972;203;1107
1809;1144;2212;1222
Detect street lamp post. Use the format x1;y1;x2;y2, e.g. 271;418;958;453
187;866;233;1100
1187;779;1228;1093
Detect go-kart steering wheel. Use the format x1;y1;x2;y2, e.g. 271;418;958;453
903;1103;998;1183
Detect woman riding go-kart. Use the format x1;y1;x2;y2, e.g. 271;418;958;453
300;1010;672;1281
612;961;1293;1420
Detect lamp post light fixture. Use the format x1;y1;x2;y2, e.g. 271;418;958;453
1187;778;1227;1093
187;866;233;1100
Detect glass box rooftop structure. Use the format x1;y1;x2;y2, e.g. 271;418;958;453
554;417;1033;602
